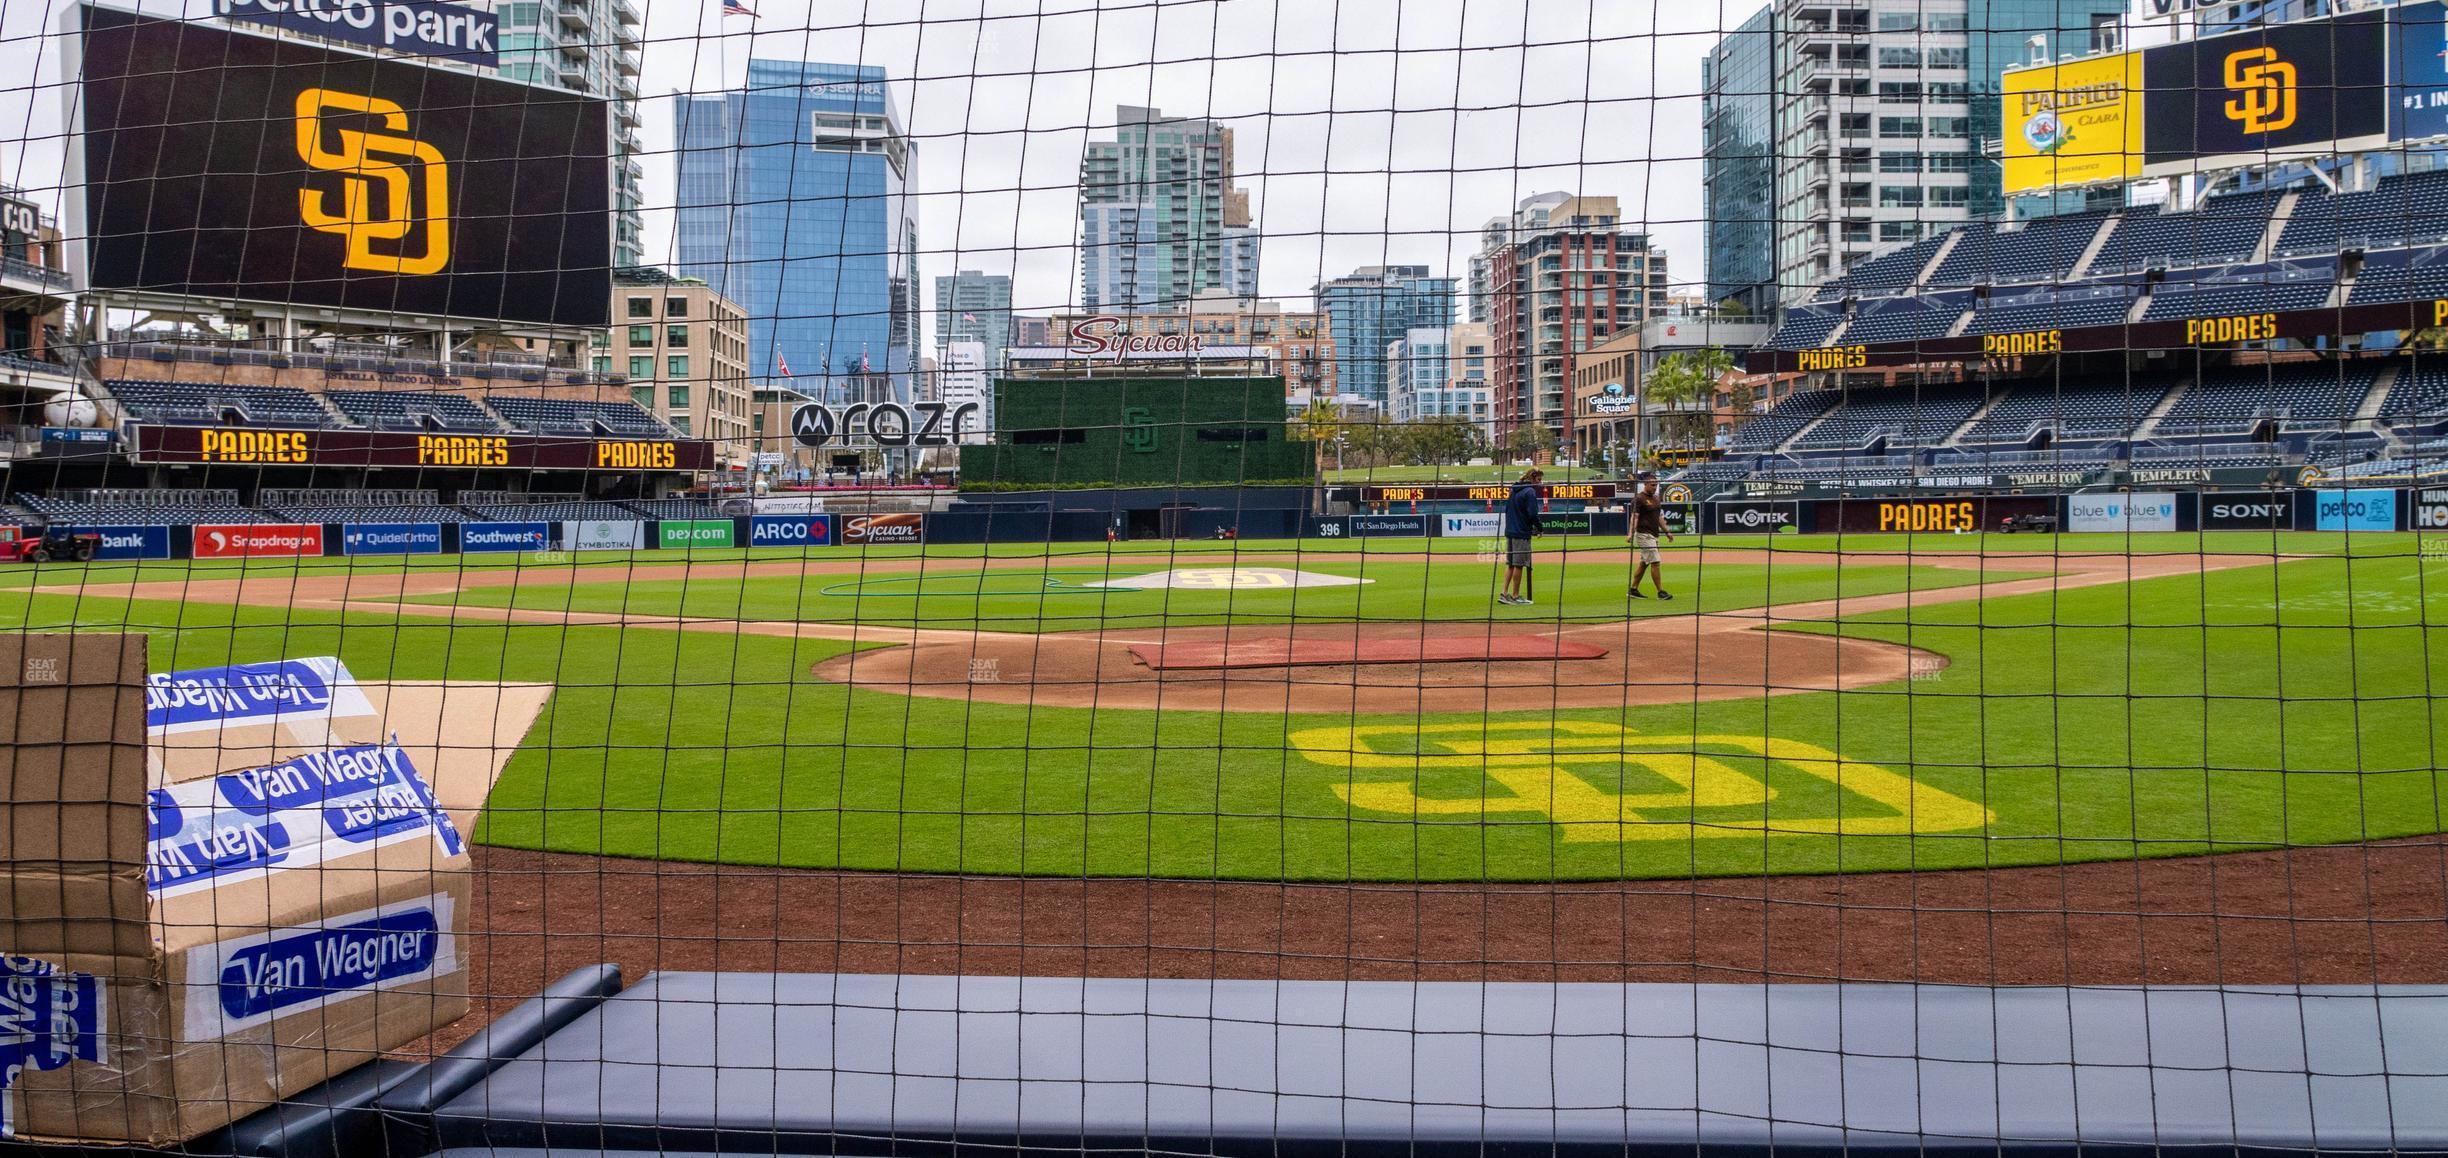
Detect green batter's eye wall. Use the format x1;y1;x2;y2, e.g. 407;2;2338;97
958;376;1317;489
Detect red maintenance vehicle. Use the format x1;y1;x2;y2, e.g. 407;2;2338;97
0;524;101;562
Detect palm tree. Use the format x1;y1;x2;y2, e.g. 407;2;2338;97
1643;348;1736;458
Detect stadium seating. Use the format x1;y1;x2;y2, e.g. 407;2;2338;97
1789;386;1985;452
1727;389;1840;453
106;380;343;428
2345;251;2448;306
2379;363;2448;425
2157;363;2378;436
269;504;476;524
1837;297;1965;346
623;498;728;519
325;390;507;432
1811;233;1948;299
1927;212;2113;289
1765;309;1846;349
1969;288;2135;335
2139;271;2333;322
21;493;267;525
1955;379;2176;445
465;501;651;522
2276;169;2448;257
2089;190;2282;273
487;395;675;437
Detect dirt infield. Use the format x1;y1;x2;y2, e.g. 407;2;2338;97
425;835;2448;1053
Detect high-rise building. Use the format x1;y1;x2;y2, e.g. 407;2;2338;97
1759;0;2123;297
1468;192;1571;324
1387;326;1489;434
1077;105;1260;311
1703;7;1779;313
487;0;645;267
1446;322;1496;443
1313;265;1458;409
674;61;920;408
601;269;754;469
935;271;1013;373
938;340;992;443
1474;194;1670;444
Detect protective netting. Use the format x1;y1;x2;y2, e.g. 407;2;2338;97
1;0;2446;1153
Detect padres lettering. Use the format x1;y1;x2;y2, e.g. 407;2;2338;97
416;435;508;466
2222;46;2297;135
1877;501;1974;532
2186;312;2278;343
595;441;677;469
200;430;309;463
295;89;450;276
1798;345;1868;372
1982;329;2062;356
2433;299;2448;327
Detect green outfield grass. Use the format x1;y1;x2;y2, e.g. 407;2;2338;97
4;534;2441;881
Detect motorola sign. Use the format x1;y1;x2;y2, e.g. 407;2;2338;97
792;401;980;449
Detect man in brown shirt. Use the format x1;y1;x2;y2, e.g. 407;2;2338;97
1628;472;1674;601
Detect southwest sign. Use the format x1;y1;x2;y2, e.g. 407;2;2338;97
129;426;714;471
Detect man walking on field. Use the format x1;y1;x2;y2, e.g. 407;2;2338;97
1628;471;1674;600
1498;468;1543;605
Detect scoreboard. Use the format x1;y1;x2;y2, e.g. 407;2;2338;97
1356;482;1615;503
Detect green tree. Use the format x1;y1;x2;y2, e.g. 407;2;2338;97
1644;348;1737;453
1501;423;1558;462
1411;415;1478;466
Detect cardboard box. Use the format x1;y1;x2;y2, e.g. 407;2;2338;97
0;635;550;1144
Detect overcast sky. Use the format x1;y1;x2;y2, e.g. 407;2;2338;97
1;0;1750;327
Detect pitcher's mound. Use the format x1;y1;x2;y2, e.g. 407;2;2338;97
1131;636;1607;670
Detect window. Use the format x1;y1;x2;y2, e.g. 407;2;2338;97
1842;221;1873;242
592;356;611;373
631;386;654;409
628;325;652;346
1927;115;1970;137
665;297;688;318
1877;47;1920;69
627;356;652;378
1879;186;1925;207
1926;151;1976;173
1879;220;1924;242
1926;47;1968;70
667;357;689;380
1926;81;1970;102
1840;113;1873;138
1876;11;1916;30
668;384;690;407
666;325;688;346
627;297;653;319
1927;12;1966;30
1930;186;1970;207
1880;152;1921;173
670;416;691;436
1878;116;1921;138
1879;82;1921;104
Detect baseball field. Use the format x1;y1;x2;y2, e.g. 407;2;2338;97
13;530;2442;890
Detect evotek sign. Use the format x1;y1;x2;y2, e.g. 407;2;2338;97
1711;502;1798;533
215;0;498;64
790;401;980;448
78;7;610;328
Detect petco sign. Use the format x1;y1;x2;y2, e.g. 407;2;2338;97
2066;492;2177;533
214;0;499;65
192;524;325;559
2316;488;2398;532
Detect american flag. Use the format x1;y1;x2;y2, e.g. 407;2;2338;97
722;0;756;17
777;353;793;377
961;312;977;323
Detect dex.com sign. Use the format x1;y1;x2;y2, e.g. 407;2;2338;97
214;0;498;64
2067;492;2177;533
657;520;735;550
2316;488;2398;532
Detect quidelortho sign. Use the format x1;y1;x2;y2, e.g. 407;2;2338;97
213;0;499;65
2067;492;2178;532
340;522;443;555
565;520;643;551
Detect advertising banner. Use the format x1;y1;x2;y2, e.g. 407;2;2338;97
2140;10;2389;176
1822;497;2056;534
128;426;715;472
1709;501;1801;534
2067;492;2178;532
1440;512;1505;538
62;524;171;560
2200;493;2294;530
748;514;833;547
657;519;736;550
2315;488;2398;531
1536;511;1596;535
2002;51;2144;195
2394;0;2448;141
2415;486;2448;530
191;523;325;559
839;513;926;546
1346;513;1429;537
78;6;610;328
340;523;443;555
565;520;644;551
212;0;498;65
1307;516;1349;540
458;521;553;553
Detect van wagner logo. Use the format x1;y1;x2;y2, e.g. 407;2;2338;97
295;88;451;275
2222;46;2298;135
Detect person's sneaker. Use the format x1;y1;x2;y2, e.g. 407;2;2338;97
1497;594;1522;605
1657;591;1675;601
1627;589;1647;599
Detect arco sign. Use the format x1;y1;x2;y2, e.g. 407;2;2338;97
791;401;980;448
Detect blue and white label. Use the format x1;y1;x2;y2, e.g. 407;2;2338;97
187;893;458;1038
63;525;171;560
460;521;553;553
341;523;443;556
145;657;373;735
749;514;832;546
2316;488;2398;532
147;743;465;897
0;956;106;1138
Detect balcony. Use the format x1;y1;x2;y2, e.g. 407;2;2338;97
0;254;73;298
613;0;640;24
555;4;587;31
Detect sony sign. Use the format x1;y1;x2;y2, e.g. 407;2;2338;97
791;401;981;448
1067;315;1206;358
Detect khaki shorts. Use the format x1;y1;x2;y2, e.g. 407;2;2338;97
1505;538;1533;567
1633;533;1661;564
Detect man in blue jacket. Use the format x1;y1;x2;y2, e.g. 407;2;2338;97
1498;468;1542;605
